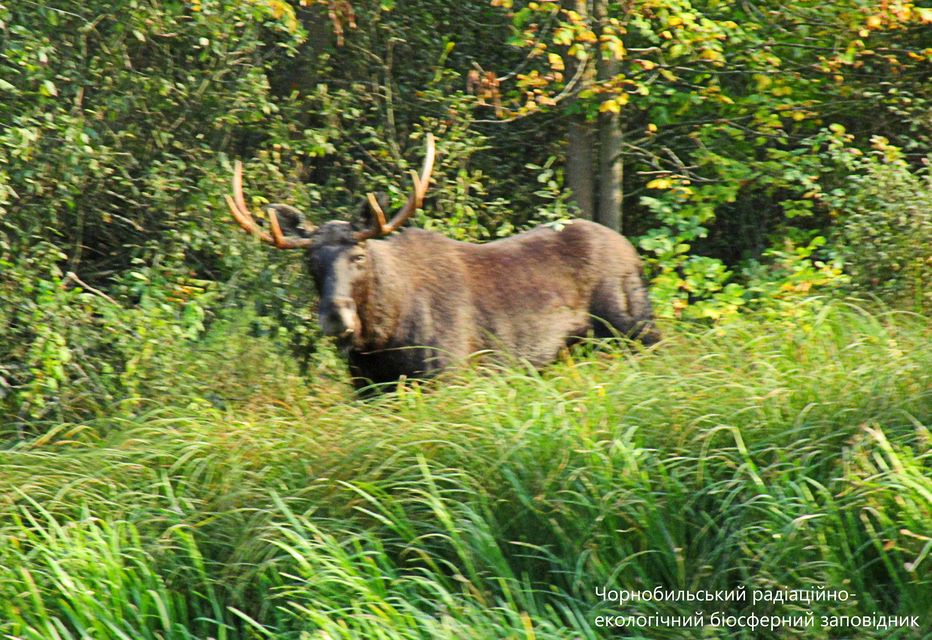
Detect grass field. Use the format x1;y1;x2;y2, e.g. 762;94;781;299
1;301;929;639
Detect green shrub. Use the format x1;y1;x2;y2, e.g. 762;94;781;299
0;0;306;425
827;141;931;312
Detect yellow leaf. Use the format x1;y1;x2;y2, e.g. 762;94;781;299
599;99;620;113
603;38;626;60
668;15;683;27
646;178;673;189
647;123;658;133
547;53;564;71
553;27;573;46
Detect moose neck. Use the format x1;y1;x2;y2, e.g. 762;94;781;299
356;239;407;350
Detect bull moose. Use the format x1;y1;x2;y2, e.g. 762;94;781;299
226;134;658;391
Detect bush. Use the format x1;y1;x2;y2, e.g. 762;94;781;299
827;141;931;312
0;0;307;425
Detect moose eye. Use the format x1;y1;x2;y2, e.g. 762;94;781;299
352;254;366;264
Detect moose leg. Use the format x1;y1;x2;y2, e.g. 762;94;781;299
347;350;407;394
590;273;660;345
348;344;449;394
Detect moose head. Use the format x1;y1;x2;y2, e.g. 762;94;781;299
225;134;435;348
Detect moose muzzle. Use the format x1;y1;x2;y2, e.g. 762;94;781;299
320;296;359;340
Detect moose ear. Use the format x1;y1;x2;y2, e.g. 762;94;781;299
354;192;390;231
264;204;314;238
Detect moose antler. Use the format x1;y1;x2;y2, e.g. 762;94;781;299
225;161;315;249
227;133;435;246
354;133;436;241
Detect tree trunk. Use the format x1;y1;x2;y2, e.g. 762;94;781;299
566;115;595;220
596;101;623;232
562;0;595;220
594;0;623;232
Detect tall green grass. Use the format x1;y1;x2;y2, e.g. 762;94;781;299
1;301;929;638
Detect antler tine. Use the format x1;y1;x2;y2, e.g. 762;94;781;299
228;160;312;249
366;192;389;231
383;133;435;233
268;207;313;249
409;170;423;207
227;161;274;243
355;133;436;241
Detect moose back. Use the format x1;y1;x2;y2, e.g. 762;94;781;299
226;134;659;391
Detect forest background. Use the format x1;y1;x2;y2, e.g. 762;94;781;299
0;0;929;638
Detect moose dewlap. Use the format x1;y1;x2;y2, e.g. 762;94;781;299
227;134;659;391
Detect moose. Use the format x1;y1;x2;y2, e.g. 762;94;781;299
226;134;659;391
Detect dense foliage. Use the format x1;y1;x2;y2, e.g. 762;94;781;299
494;0;931;316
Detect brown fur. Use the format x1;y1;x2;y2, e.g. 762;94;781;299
288;215;658;391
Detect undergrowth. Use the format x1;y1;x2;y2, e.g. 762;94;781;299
0;301;929;639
